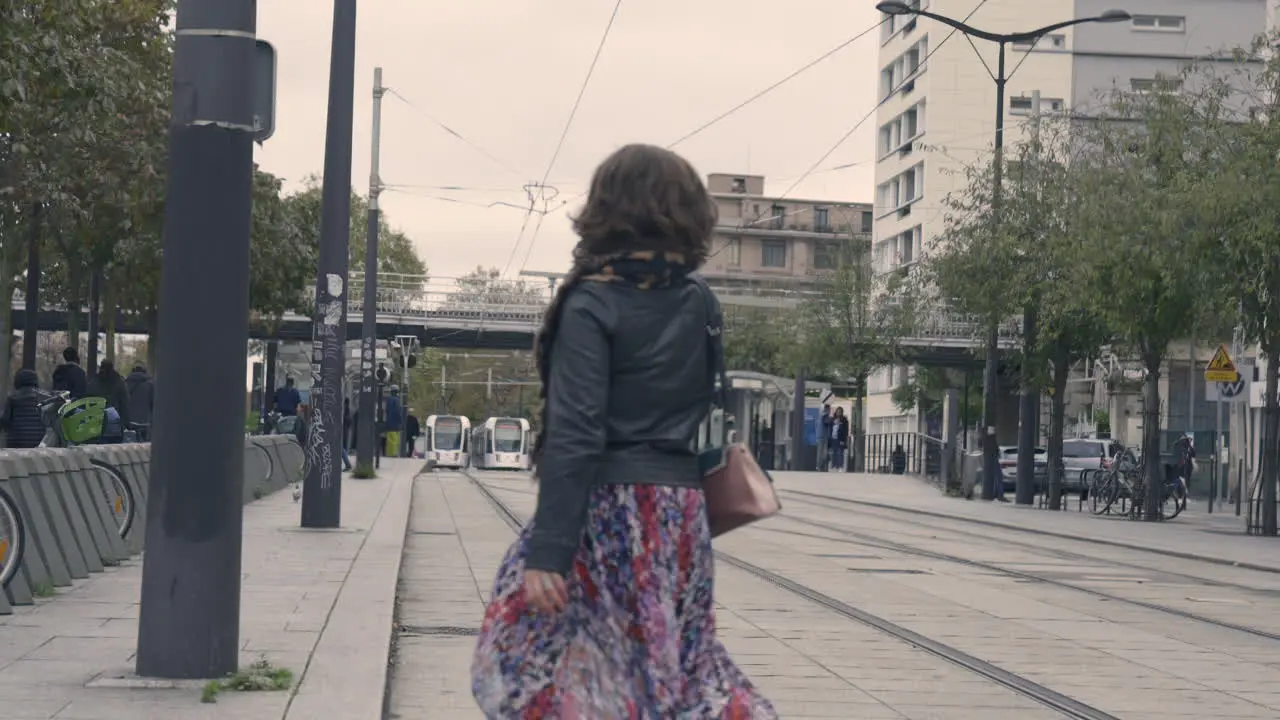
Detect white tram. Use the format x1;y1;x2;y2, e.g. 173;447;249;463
471;417;533;470
425;415;471;469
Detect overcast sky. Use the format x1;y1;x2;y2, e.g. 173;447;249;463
255;0;883;281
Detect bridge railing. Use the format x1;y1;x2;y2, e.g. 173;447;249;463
12;274;1022;345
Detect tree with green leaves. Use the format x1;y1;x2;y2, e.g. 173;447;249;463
446;266;545;308
283;178;427;281
793;237;893;449
1194;36;1280;533
1071;76;1236;520
722;305;797;377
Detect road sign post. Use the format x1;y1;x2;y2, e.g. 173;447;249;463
1204;344;1239;384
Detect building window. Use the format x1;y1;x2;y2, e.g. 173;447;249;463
730;177;746;193
727;238;740;266
813;207;830;232
1131;77;1182;94
1012;34;1065;51
761;240;786;268
769;204;785;230
1010;96;1065;115
813;240;838;270
861;212;873;233
1131;15;1184;32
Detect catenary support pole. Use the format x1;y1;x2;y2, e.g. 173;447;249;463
135;0;256;679
22;203;40;371
981;40;1008;501
1015;89;1042;506
87;268;101;372
357;66;384;474
302;0;357;527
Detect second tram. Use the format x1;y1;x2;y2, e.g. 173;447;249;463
471;417;532;470
425;415;471;469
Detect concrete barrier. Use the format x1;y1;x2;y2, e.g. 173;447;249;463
1;434;304;612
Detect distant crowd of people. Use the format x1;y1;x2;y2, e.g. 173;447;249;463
272;378;420;472
0;347;154;449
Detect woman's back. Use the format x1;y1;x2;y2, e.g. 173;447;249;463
561;280;712;454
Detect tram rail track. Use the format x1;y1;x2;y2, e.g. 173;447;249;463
780;488;1280;576
768;503;1280;643
462;470;1120;720
778;489;1280;596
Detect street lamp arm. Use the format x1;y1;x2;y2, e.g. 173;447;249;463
876;2;1131;44
1014;14;1132;43
888;6;1009;43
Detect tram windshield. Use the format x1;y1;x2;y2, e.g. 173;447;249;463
494;420;523;453
434;417;464;450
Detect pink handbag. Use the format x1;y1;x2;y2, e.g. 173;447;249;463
692;276;781;537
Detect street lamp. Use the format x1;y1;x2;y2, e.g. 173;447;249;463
874;2;1129;504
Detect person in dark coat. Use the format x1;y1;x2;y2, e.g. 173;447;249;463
828;406;850;472
1;369;47;448
274;377;301;416
405;411;421;458
90;361;130;443
51;347;88;400
125;365;155;440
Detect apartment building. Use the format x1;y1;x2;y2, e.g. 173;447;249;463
701;173;873;289
868;0;1265;435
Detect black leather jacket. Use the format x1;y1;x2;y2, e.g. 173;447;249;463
526;278;716;574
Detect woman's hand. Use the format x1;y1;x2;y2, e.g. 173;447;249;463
523;569;568;614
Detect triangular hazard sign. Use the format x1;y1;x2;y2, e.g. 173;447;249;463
1206;345;1237;373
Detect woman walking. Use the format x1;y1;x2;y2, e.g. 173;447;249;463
471;144;776;718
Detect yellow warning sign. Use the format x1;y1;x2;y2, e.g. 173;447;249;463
1204;344;1239;383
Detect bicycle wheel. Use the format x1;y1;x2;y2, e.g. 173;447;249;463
90;460;136;539
0;487;27;589
1164;482;1186;520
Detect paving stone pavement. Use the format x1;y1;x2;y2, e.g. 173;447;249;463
776;471;1280;571
0;459;418;720
390;470;1280;720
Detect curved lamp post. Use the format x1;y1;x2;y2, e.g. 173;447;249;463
875;2;1130;504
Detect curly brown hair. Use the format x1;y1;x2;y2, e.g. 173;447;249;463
570;143;717;265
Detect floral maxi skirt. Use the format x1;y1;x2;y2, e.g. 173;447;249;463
471;483;777;719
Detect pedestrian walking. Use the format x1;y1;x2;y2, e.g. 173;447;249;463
470;143;776;718
828;406;849;472
51;347;88;400
1;369;47;448
405;411;420;458
384;386;403;458
125;365;154;441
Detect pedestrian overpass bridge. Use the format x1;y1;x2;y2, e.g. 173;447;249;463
11;272;1020;359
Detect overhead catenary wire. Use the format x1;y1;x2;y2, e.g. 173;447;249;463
666;17;890;150
504;0;624;278
774;0;991;203
387;88;530;180
511;14;894;276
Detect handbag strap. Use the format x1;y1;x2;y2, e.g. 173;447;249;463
689;274;730;445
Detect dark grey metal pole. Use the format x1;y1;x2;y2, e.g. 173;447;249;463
87;267;101;372
301;0;357;527
981;40;1008;502
1015;89;1043;506
135;0;256;679
792;372;806;470
22;203;40;371
263;339;278;421
356;66;384;474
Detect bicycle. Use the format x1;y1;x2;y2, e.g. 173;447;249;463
0;485;26;589
34;391;137;539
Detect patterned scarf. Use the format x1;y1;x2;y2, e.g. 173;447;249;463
531;248;695;466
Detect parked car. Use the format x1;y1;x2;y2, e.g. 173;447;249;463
998;445;1047;493
1061;439;1128;492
